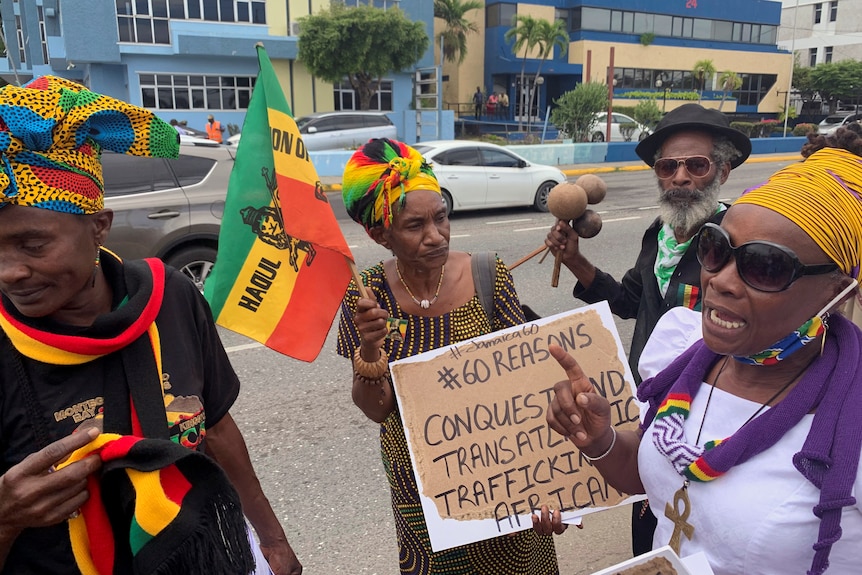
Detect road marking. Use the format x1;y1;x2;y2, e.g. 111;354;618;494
225;342;263;353
638;206;659;210
603;216;642;223
514;226;551;232
486;218;534;225
451;234;471;238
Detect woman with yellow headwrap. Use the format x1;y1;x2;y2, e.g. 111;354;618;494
536;136;862;574
336;138;558;575
0;77;301;575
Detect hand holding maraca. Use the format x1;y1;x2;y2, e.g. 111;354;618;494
546;174;606;287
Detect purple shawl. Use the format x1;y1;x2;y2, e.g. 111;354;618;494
638;314;862;575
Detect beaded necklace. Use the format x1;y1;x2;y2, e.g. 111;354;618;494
395;261;444;309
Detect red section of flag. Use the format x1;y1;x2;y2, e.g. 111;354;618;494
265;246;352;362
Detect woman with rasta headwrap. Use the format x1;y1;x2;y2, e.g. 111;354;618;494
336;138;558;574
0;77;301;574
534;127;862;574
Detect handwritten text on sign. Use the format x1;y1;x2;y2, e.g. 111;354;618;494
389;303;641;551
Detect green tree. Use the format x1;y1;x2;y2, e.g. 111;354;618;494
298;4;428;110
633;98;662;130
525;18;569;133
504;14;540;131
792;59;817;103
692;59;716;103
433;0;482;65
717;70;742;111
809;60;862;113
550;82;608;142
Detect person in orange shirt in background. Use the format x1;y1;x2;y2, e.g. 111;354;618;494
205;113;225;143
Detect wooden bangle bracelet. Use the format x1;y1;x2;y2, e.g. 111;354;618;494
353;347;389;379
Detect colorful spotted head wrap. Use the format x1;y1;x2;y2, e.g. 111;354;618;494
0;76;179;214
341;137;441;232
735;147;862;281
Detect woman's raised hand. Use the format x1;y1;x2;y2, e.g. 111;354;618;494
546;345;613;453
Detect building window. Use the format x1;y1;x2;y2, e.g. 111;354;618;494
809;47;818;66
117;0;170;44
829;1;838;22
825;46;833;63
37;6;49;64
333;80;393;112
485;3;517;28
814;3;822;24
14;14;26;65
736;73;777;107
139;73;256;110
121;1;267;26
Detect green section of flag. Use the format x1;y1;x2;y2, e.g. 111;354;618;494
204;46;287;316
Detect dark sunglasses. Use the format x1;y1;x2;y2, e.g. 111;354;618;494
654;155;714;179
695;223;839;292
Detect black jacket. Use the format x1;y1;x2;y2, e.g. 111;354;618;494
574;209;726;382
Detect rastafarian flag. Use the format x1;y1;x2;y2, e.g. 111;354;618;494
204;45;354;361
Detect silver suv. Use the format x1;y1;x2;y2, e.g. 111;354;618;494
228;111;397;150
102;144;233;290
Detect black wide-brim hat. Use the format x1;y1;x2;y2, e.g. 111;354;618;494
635;103;752;169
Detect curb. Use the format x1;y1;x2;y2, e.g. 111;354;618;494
322;154;802;192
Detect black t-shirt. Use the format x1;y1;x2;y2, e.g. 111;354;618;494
0;257;240;574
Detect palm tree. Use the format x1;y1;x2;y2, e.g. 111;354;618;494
525;19;569;132
692;59;716;104
717;70;743;111
433;0;483;65
505;14;540;131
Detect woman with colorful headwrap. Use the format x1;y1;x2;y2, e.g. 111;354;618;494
0;77;301;575
336;138;558;575
535;139;862;574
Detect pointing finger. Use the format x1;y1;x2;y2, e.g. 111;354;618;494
549;344;593;396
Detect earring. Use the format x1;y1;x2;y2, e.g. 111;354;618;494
91;246;101;288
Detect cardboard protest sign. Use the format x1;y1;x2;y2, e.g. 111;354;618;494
389;301;644;552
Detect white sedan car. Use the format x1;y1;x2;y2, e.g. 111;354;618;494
591;112;652;142
412;141;566;214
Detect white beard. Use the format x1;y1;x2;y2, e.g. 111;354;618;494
657;176;722;238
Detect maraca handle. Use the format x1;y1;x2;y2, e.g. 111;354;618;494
552;252;562;287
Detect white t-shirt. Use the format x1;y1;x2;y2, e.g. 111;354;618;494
639;382;862;575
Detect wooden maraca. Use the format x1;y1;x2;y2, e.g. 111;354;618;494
547;182;588;287
547;175;606;286
571;174;605;239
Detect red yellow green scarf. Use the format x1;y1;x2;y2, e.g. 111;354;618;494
58;433;254;575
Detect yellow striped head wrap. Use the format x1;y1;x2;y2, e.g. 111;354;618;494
734;147;862;280
342;138;441;232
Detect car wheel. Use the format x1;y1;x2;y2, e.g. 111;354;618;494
533;181;556;212
591;132;605;142
165;246;217;292
638;131;649;142
442;190;453;216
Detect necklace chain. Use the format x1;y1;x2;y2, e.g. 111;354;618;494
695;355;813;445
395;261;445;309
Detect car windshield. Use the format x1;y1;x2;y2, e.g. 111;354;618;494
295;116;314;130
413;145;433;154
822;115;849;125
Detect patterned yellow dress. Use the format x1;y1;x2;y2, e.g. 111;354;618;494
336;257;558;575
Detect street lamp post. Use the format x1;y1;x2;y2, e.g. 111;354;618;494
655;79;671;113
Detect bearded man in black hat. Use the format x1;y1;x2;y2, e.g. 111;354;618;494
544;103;751;556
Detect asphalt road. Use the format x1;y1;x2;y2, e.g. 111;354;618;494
219;158;795;575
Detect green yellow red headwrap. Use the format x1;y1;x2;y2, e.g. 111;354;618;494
0;75;179;214
735;147;862;281
341;137;441;231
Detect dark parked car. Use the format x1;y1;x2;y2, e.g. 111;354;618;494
102;144;233;290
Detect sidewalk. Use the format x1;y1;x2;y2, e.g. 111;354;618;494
319;152;801;194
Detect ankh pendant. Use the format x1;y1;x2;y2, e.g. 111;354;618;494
664;480;695;555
